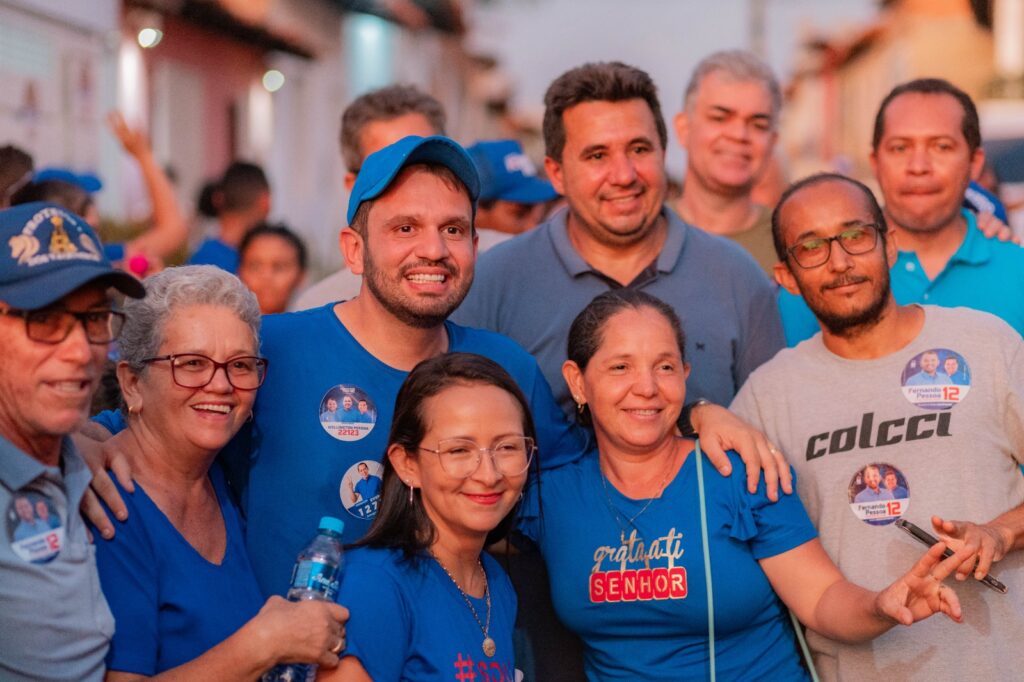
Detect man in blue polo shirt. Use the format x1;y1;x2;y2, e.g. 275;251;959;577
780;78;1024;345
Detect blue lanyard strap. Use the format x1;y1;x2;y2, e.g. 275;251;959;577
694;439;716;682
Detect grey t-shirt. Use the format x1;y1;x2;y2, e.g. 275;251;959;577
731;305;1024;681
0;435;114;681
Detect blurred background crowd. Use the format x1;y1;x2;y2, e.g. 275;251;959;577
3;0;1023;298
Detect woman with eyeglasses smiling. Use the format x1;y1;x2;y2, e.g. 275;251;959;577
320;352;534;682
91;265;348;681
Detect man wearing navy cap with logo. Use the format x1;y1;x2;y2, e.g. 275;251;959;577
467;139;559;251
0;202;144;680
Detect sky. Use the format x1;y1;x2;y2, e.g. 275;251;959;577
467;0;876;175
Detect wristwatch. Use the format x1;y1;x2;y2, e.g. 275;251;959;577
679;398;712;438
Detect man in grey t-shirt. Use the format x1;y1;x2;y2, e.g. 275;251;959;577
731;173;1024;680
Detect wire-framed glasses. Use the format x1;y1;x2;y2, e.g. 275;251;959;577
419;436;536;478
786;224;881;269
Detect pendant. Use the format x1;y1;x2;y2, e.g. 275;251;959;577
482;636;496;657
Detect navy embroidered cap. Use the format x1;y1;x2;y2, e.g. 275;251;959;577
0;202;145;309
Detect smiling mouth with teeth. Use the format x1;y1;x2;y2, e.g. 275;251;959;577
193;404;232;414
52;380;90;393
407;273;447;283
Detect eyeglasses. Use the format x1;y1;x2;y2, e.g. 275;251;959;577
419;436;536;479
0;307;126;344
141;353;269;391
786;224;881;269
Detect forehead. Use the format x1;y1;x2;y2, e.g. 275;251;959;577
561;99;662;150
596;306;679;351
359;113;439;159
778;180;874;242
367;166;472;224
243;233;298;259
692;71;773;114
880;92;966;141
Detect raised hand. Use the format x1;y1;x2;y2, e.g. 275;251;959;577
874;542;962;626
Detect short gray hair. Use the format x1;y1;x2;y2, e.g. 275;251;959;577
119;265;261;372
683;50;782;119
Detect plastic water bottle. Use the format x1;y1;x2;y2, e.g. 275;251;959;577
262;516;346;682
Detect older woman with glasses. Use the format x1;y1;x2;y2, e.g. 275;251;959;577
92;266;348;681
320;353;534;682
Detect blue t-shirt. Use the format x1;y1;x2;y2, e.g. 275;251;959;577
905;371;950;386
780;210;1024;345
853;487;894;504
338;547;516;682
353;476;382;502
93;466;264;675
13;518;51;542
221;304;587;596
188;238;239;274
521;447;816;681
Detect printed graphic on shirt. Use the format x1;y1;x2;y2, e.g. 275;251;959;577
847;463;909;526
590;528;688;603
901;348;971;410
5;490;64;563
319;385;377;441
340;460;385;521
452;652;517;681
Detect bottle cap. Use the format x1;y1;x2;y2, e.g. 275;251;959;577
318;516;345;535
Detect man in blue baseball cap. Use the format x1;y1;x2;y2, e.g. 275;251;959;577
85;136;586;601
0;202;143;680
467;139;559;250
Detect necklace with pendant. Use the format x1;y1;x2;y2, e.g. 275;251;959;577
433;554;496;657
599;446;679;545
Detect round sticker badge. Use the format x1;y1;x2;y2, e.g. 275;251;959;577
319;385;377;442
847;463;910;526
900;348;971;410
340;460;385;521
6;490;65;563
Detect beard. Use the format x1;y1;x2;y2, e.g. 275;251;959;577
805;270;892;339
361;249;473;329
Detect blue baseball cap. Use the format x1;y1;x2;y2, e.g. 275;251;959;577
467;140;559;204
34;167;103;193
347;136;480;224
0;202;145;309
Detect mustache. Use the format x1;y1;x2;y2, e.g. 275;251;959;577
398;259;458;277
822;274;869;291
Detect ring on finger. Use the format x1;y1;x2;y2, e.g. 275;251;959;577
330;638;345;655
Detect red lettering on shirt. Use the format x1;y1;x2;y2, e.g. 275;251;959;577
589;567;687;603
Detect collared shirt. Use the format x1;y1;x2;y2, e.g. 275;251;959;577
454;206;784;414
0;434;113;681
780;210;1024;345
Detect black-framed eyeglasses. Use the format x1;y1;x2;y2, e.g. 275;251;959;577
418;436;536;479
0;307;126;344
786;224;881;269
141;353;269;391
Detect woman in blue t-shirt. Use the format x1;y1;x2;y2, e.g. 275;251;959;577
323;353;534;682
522;289;964;681
93;266;347;680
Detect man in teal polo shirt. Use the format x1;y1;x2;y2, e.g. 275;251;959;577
780;78;1024;345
